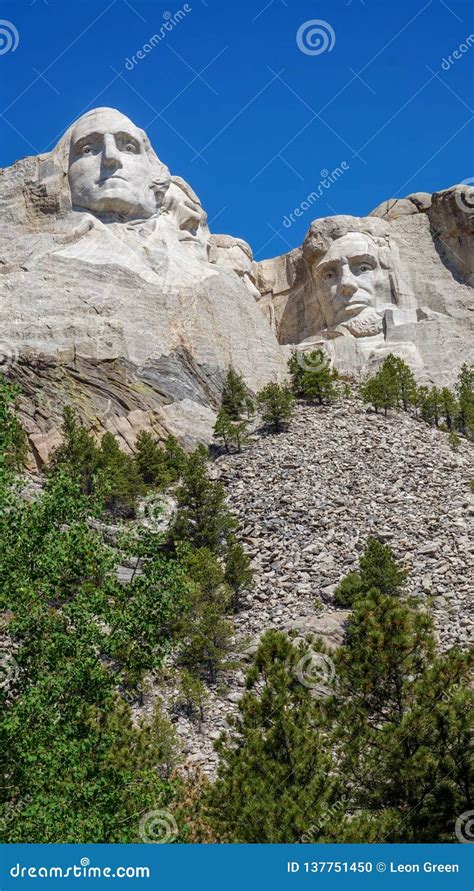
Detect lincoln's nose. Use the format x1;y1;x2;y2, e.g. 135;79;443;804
339;278;358;299
101;134;123;171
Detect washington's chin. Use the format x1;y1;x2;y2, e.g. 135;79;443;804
72;193;155;219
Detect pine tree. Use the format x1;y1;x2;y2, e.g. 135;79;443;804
96;432;145;518
135;430;168;487
0;380;27;477
440;387;457;431
455;363;474;438
334;588;473;842
171;446;237;554
421;386;443;427
361;367;397;416
257;382;295;432
213;409;250;453
224;533;254;612
382;354;417;411
221;367;251;420
206;630;337;842
288;350;339;404
49;406;100;495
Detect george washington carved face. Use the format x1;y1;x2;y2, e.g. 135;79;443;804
67;108;169;220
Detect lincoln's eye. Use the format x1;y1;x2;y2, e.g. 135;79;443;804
323;270;336;281
82;145;92;155
356;263;372;274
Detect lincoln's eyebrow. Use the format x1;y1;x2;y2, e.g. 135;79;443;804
347;252;377;265
316;258;341;274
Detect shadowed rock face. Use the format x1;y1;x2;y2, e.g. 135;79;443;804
253;193;474;385
0;107;284;464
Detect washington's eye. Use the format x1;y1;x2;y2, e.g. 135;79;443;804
125;143;138;153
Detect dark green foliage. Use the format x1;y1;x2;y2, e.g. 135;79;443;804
334;589;473;842
334;538;405;609
213;408;250;453
206;630;337;842
175;669;208;722
207;567;473;843
361;364;397;415
289;350;339;404
383;354;417;411
257;382;295;432
48;406;100;495
178;547;234;684
221;366;252;420
0;380;27;477
420;385;443;427
224;534;254;612
455;363;474;438
134;431;186;488
171;446;237;554
0;470;183;842
358;536;407;596
96;432;146;518
440;387;457;431
333;571;364;608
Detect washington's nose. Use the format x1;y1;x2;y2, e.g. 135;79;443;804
101;134;122;169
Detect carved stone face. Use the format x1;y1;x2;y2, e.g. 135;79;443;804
313;233;390;335
68;108;165;219
160;177;210;259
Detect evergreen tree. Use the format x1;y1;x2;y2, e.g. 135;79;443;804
224;533;254;612
0;379;27;477
382;354;417;411
48;406;101;495
440;387;457;431
334;589;473;842
221;367;251;420
455;363;474;438
333;571;364;608
361;367;397;415
421;386;443;427
213;409;250;453
171;446;237;555
206;631;337;842
257;382;295;432
288;350;339;404
135;429;169;487
96;432;146;518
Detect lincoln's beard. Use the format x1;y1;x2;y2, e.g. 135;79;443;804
338;307;383;337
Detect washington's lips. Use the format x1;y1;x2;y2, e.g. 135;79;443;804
97;174;129;186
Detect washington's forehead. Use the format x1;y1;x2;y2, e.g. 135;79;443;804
321;233;376;261
70;109;144;142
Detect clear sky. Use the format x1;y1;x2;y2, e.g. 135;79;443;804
1;0;473;258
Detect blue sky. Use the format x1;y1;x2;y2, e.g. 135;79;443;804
0;0;473;258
